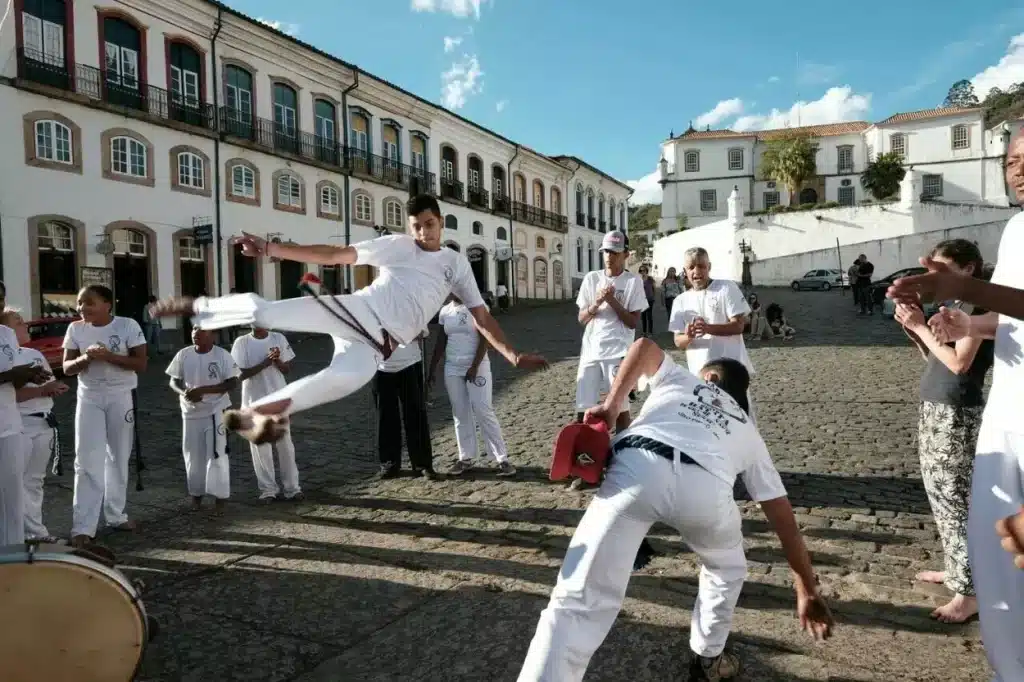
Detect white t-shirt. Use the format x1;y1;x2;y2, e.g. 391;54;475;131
496;284;508;298
0;325;27;438
378;339;423;373
983;212;1024;432
230;331;295;405
16;347;54;416
166;345;239;419
668;280;753;375
62;316;146;394
352;235;485;346
576;270;648;365
615;354;786;501
438;301;490;377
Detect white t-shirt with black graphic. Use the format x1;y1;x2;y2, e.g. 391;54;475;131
0;325;28;438
576;270;649;365
166;345;239;419
15;347;54;416
351;235;485;346
668;280;753;375
62;317;146;395
615;354;785;502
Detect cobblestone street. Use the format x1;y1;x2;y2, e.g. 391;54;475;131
42;287;991;681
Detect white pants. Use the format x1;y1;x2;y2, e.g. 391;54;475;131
747;389;757;426
72;390;134;537
182;413;231;499
968;423;1024;682
575;359;630;414
250;438;300;499
21;415;54;539
0;434;25;545
444;365;508;463
192;293;382;415
519;447;747;682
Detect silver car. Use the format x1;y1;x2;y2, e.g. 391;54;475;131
790;269;847;291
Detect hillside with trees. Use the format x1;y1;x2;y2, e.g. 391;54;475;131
944;79;1024;126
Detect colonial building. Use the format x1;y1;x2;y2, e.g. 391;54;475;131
657;107;1013;233
0;0;629;330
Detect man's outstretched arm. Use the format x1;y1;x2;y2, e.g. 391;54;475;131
468;306;548;370
265;241;357;266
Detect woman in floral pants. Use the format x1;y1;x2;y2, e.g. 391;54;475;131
894;239;993;623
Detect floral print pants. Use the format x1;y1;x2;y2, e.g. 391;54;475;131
918;401;982;596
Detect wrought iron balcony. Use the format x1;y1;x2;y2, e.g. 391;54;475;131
346;149;436;193
599;220;607;232
467;186;490;210
511;202;569;233
492;194;511;214
219;108;342;164
588;217;596;230
17;48;215;129
609;221;617;231
576;212;585;226
440;179;465;203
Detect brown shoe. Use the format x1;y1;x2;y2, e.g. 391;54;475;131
689;651;741;681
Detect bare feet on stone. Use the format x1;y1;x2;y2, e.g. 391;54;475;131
149;296;195;319
930;594;978;623
915;570;945;584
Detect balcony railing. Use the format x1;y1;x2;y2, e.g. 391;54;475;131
576;212;585;226
609;222;617;231
467;186;490;210
440;179;465;203
599;220;607;232
837;164;855;174
492;194;511;214
18;49;215;130
588;217;596;230
346;148;436;194
220;108;339;161
511;202;569;233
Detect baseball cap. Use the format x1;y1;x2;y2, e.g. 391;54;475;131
549;417;611;485
601;230;629;253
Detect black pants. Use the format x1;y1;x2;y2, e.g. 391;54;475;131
372;362;433;471
664;296;675;318
641;301;655;335
856;281;873;313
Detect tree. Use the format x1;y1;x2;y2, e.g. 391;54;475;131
860;152;905;200
676;214;688;231
759;134;817;206
943;79;980;108
631;234;651;261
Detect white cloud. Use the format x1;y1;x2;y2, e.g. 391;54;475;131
730;86;871;131
412;0;485;18
627;171;662;206
767;75;780;83
495;99;508;112
693;98;744;129
441;55;483;110
443;36;462;53
255;17;300;36
972;33;1024;95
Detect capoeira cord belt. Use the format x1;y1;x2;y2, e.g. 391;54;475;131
26;411;62;476
210;413;230;459
131;389;146;491
297;281;394;361
612;435;703;469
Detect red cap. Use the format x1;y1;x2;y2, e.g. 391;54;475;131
300;272;323;286
550;415;611;485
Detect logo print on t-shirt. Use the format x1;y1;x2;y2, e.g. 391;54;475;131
457;311;469;326
0;344;13;362
472;375;487;387
444;266;454;284
108;335;122;353
208;363;220;379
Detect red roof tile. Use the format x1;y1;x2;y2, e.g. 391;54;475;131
677;121;870;142
874;107;983;125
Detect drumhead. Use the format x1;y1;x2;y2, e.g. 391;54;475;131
0;545;147;682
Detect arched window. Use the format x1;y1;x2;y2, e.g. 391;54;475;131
354;192;373;222
532;179;545;208
276;173;301;208
472;221;483;235
575;237;583;272
176;151;204;189
112;227;147;256
496;226;508;241
224;65;253;125
34;120;72;164
273;82;297;138
618;205;625;231
37;220;78;310
586;189;595;224
168;40;202;117
608;198;617;228
575;183;585;225
110;136;147;177
551;187;562;215
385;199;403;228
320;184;340;216
445;214;458;231
231;163;255;199
587;241;594;271
535;235;545;250
103;16;142;106
178;235;203;261
315;99;336;142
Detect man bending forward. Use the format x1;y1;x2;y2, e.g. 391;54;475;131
150;194;547;443
518;339;832;682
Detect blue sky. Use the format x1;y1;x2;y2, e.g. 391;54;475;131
232;0;1024;204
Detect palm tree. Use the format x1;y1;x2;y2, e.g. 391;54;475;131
860;152;905;200
759;133;817;206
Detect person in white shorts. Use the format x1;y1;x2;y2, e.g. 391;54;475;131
0;309;69;542
231;326;303;501
518;339;834;682
149;194;548;444
166;327;239;514
668;246;755;421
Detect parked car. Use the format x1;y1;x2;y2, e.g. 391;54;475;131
791;269;847;291
24;316;79;374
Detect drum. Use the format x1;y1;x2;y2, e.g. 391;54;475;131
0;543;149;682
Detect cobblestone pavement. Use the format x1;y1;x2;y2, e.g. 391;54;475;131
37;287;993;681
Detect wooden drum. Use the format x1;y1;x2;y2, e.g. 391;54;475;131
0;543;149;682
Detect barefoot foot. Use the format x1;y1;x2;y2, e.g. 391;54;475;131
190;496;202;512
915;570;946;584
213;498;226;517
930;594;978;623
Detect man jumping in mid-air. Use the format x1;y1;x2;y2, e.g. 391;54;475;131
150;194;548;443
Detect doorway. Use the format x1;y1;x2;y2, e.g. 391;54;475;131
179;237;207;344
278;260;304;299
233;243;258;293
111;228;151;323
552;260;563;299
467;246;488;294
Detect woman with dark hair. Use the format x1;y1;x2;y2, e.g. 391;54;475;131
661;268;682;319
894;238;994;623
62;285;148;547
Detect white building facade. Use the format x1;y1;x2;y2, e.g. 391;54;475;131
658;108;1014;235
0;0;628;331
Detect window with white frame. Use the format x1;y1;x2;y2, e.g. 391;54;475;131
837;145;854;173
866;145;874;162
354;193;372;222
34;120;72;164
468;167;480;190
37;221;73;250
272;83;297;138
231;164;255;198
22;8;64;66
225;66;253;124
385;199;403;227
104;25;139;91
763;191;780;209
315;100;336;143
951;124;969;150
112;228;146;256
699;189;717;212
922;174;943;198
177;151;204;189
320;185;340;215
169;43;200;107
276;173;301;208
838;186;855;206
684;151;699;172
178;236;203;261
441;159;454;182
727;148;743;171
890;133;907;159
110;136;146;177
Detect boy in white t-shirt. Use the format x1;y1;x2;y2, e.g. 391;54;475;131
668;246;755;419
166;327;240;514
574;230;648;430
231;327;303;501
149;194;548;445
